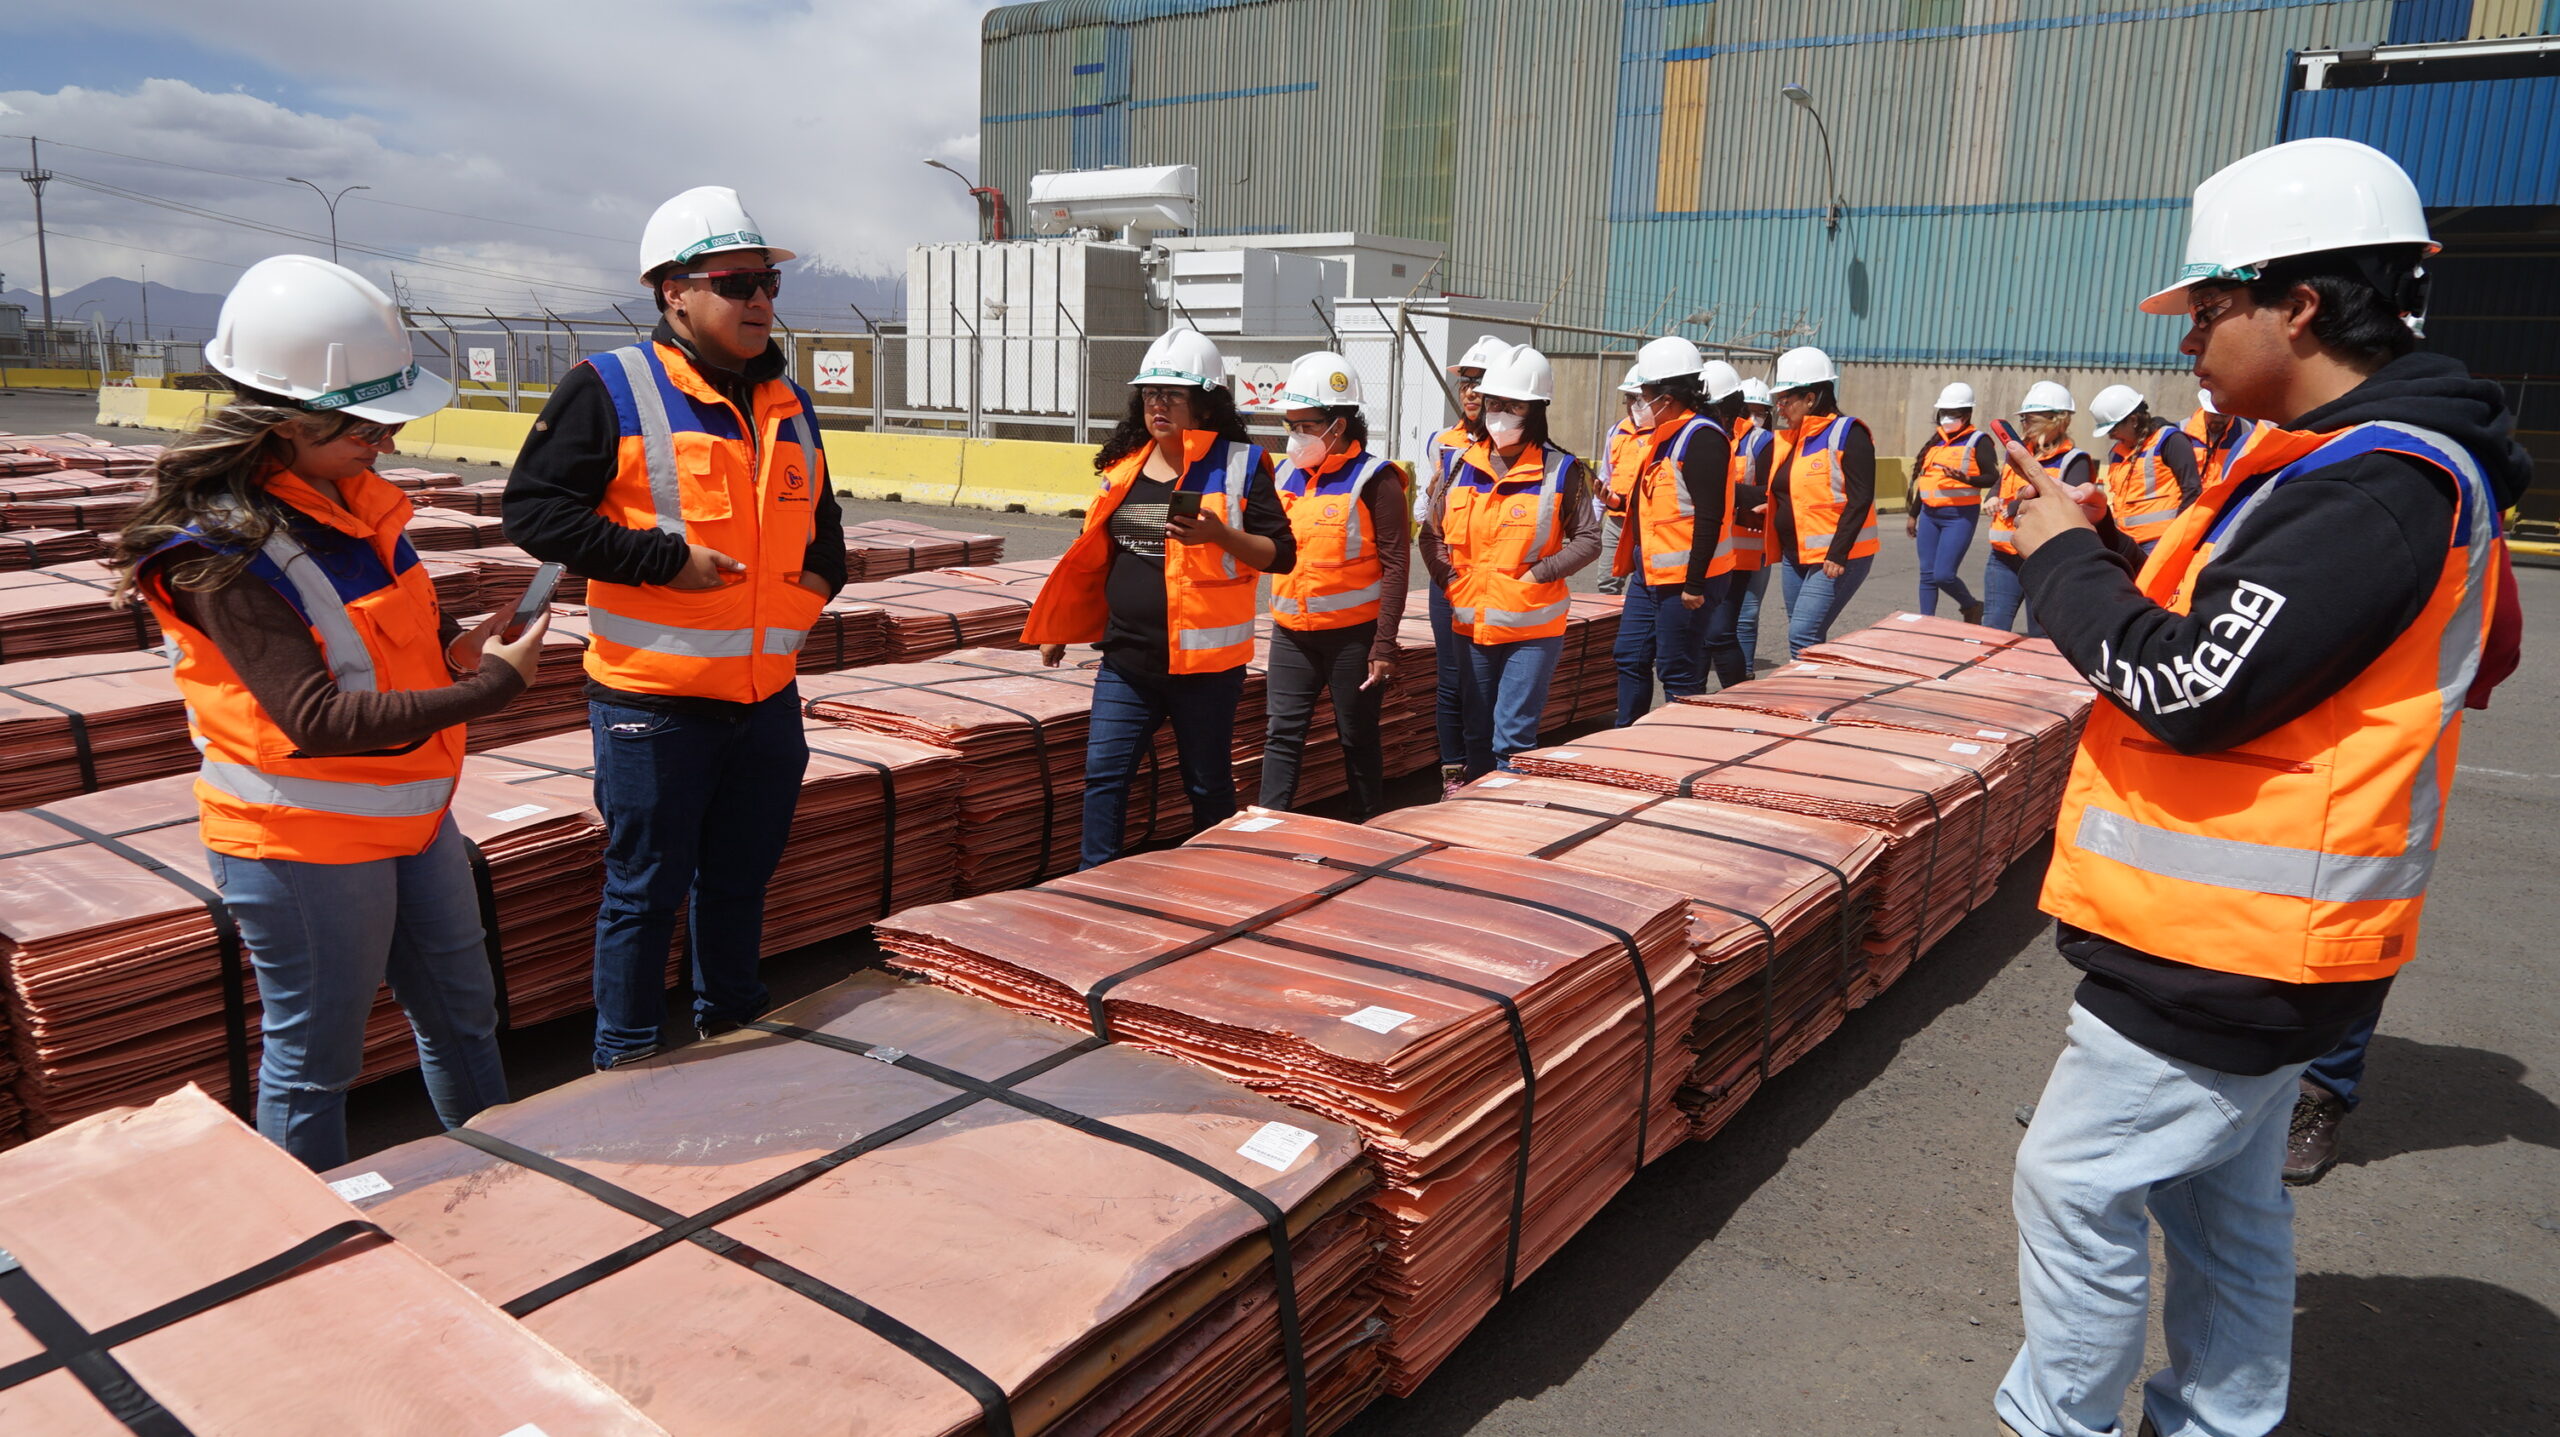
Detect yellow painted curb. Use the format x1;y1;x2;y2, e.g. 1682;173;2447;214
5;368;132;390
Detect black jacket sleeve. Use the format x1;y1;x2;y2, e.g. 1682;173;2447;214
2020;451;2455;754
802;471;847;595
2158;428;2203;508
1823;423;1877;566
1241;455;1297;574
1969;433;2001;489
501;364;689;586
1681;424;1732;592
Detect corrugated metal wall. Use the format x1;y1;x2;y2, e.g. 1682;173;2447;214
2286;76;2560;207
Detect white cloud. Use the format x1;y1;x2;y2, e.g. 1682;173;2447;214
1;0;989;319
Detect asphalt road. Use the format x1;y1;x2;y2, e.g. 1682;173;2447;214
15;385;2553;1435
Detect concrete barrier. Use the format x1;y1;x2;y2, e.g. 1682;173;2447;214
93;386;540;467
823;431;1100;514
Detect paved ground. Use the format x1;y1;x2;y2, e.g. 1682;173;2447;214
18;385;2554;1436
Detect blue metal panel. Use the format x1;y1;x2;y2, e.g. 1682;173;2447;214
2285;76;2560;206
2386;0;2472;42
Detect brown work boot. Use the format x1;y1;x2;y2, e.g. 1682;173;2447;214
1960;600;1986;626
2284;1077;2347;1185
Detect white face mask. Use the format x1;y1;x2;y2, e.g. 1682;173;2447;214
1284;430;1330;471
1484;411;1525;446
1938;414;1964;435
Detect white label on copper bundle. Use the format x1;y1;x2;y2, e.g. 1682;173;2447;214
1341;1005;1416;1035
1229;816;1285;832
327;1171;393;1201
1237;1121;1319;1171
488;804;548;822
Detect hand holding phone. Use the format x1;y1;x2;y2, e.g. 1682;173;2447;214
502;562;566;642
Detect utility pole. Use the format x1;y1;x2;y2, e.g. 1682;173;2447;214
138;263;149;340
21;138;55;361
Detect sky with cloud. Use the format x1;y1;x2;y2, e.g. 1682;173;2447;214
0;1;989;325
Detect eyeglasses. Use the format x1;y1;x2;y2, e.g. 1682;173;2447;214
2187;290;2242;332
341;419;404;446
1137;386;1190;409
685;267;782;301
1454;374;1483;391
1283;417;1338;437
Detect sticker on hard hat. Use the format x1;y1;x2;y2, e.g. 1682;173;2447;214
1328;371;1350;393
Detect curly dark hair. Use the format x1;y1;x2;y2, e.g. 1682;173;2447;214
1093;383;1253;473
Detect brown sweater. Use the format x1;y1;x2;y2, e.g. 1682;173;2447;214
169;580;523;757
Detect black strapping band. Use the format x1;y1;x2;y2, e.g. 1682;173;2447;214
0;679;100;794
803;739;900;920
802;671;1061;885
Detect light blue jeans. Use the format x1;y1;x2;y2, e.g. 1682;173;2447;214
207;815;508;1170
1776;554;1874;658
1461;633;1564;776
1999;1003;2307;1437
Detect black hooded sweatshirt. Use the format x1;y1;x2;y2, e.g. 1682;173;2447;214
2021;351;2532;1074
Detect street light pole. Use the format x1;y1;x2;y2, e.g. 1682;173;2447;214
285;178;373;262
1780;83;1843;237
923;158;1009;242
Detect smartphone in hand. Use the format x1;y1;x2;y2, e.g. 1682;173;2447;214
502;562;565;642
1164;490;1206;525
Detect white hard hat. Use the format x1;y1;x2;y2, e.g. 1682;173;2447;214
1277;350;1361;411
1770;345;1837;394
1634;334;1705;383
1702;359;1744;402
203;255;454;423
1129;327;1227;389
1934;382;1975;410
1477;344;1553;403
2141;138;2435;315
1449;335;1514;375
638;186;795;283
2018;381;2076;415
1740;377;1773;407
2088;384;2146;432
1617;362;1645;395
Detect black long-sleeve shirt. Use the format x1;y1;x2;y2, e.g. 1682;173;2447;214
1675;420;1732;594
502;320;845;714
2022;352;2534;1073
1770;416;1875;566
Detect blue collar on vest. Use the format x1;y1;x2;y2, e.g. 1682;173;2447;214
2212;422;2482;546
1280;450;1383;498
158;507;416;627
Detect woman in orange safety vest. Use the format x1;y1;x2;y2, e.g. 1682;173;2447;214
1983;382;2094;636
1258;351;1409;819
1421;336;1508;796
1023;327;1296;868
107;256;548;1170
1420;344;1600;775
1767;345;1879;657
2090;387;2204;555
1595;362;1645;600
1905;382;1997;623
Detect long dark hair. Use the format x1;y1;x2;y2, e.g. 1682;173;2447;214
1484;399;1552;452
109;384;355;604
1094;384;1253;473
1645;374;1709;417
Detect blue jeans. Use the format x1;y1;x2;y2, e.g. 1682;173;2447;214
1775;554;1873;659
590;688;806;1067
1913;503;1981;614
1716;564;1774;683
1461;634;1563;776
1615;575;1728;726
1082;660;1244;869
2001;1003;2306;1437
1428;582;1467;769
207;815;507;1170
2303;1008;2379;1109
1983;549;2045;636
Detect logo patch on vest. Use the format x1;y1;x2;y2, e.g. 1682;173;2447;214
1322;502;1342;521
1509;503;1527;520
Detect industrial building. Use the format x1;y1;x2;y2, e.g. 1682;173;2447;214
977;0;2557;531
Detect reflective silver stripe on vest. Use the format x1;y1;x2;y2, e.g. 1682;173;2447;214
199;760;455;818
256;527;378;694
763;627;809;655
1217;444;1254;580
1177;617;1257;651
1281;582;1383;615
586;607;756;658
1527;449;1568;556
2079;421;2497;907
1477;598;1572;629
1341;452;1385;561
605;346;686;535
789;410;822;495
2073;807;2437;903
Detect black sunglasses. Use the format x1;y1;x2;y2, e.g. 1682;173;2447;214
687;267;782;301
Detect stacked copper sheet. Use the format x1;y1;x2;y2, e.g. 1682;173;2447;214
880;812;1693;1393
804;655;1186;893
1800;611;2092;696
0;651;190;808
408;474;508;512
840;577;1035;660
0;1001;17;1148
1;489;147;532
0;771;604;1132
1509;705;1997;1001
419;554;482;613
0;564;159;663
0;1086;670;1435
444;543;589;607
1237;617;1442;813
763;721;967;953
0;469;140;501
330;972;1383;1437
374;464;465;492
448;613;594;752
0;437;159;478
1544;593;1624;732
842;517;1004;580
1369;773;1889;1141
939;557;1059;585
0;527;104;571
401;504;508;550
803;592;894;671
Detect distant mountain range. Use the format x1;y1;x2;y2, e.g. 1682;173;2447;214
4;267;907;345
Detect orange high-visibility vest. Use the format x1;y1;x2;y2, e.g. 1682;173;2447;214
2184;408;2264;492
1729;418;1773;572
1778;412;1879;564
141;471;464;863
1988;441;2090;555
1021;430;1265;672
1274;446;1394;631
2043;421;2502;984
1444;440;1576;645
1603;417;1644;509
1914;427;1991;508
1420;422;1473;526
578;341;827;703
1612;413;1735;588
2105;425;2186;545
